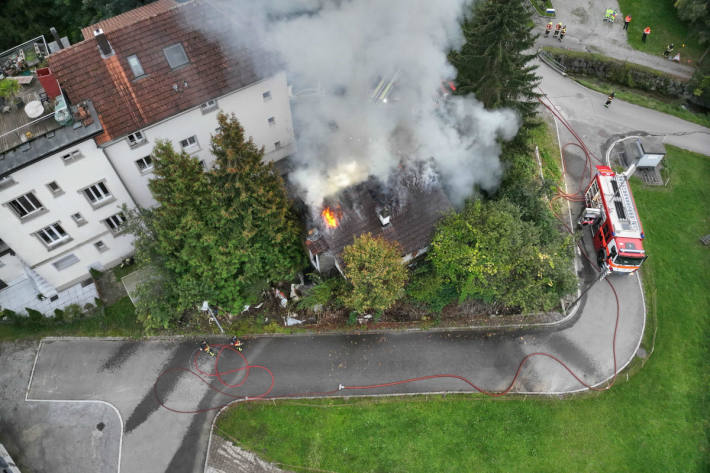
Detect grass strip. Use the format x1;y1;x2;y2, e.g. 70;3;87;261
617;0;704;63
0;296;143;340
216;146;709;473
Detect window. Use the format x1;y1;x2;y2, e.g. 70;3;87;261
0;279;6;290
47;181;62;195
200;99;218;114
71;212;86;225
180;135;200;153
37;223;69;248
83;181;112;206
163;43;189;69
136;155;153;173
0;175;16;189
52;253;79;270
127;54;145;78
262;91;272;102
104;212;127;233
267;116;276;126
127;131;146;148
8;192;44;219
274;141;281;150
94;240;108;252
61;150;83;164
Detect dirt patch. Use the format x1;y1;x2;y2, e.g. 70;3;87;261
93;271;127;305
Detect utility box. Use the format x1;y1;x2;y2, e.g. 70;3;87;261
622;138;666;169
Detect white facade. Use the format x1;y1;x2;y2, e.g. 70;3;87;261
0;137;135;313
102;71;296;208
1;71;296;314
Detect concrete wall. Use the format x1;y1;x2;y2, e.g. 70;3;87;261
0;137;135;291
102;71;296;208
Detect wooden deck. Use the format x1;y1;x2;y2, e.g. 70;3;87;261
0;78;62;154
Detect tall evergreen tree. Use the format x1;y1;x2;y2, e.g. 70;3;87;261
127;113;304;329
449;0;540;124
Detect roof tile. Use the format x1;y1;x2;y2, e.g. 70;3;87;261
50;0;275;143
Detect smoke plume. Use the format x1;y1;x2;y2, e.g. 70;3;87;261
203;0;520;208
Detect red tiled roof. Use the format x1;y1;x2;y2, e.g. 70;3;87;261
81;0;178;40
50;0;277;144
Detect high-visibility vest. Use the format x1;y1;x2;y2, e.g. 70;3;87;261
555;23;562;30
546;23;553;31
644;27;651;34
625;16;631;22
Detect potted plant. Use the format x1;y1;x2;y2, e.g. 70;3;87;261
0;78;20;103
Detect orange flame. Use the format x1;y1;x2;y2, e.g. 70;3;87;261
321;206;339;229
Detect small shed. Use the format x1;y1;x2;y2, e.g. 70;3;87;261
622;138;666;169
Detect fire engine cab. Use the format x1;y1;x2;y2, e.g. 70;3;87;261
579;165;647;274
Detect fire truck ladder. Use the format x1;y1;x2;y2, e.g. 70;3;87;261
614;176;639;232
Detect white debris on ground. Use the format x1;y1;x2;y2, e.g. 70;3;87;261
207;436;293;473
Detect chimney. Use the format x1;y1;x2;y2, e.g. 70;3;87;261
307;228;321;241
36;68;62;100
93;28;114;57
376;206;391;226
49;27;63;50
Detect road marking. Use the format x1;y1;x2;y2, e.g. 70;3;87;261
25;339;124;473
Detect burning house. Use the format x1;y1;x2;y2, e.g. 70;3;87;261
305;166;452;275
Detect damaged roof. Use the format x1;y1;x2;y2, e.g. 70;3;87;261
308;176;452;261
49;0;279;144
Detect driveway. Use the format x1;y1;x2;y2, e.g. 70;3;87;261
534;0;696;78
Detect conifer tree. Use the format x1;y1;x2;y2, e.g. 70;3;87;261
449;0;540;124
127;113;304;329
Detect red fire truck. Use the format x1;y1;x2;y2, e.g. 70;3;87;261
579;165;647;274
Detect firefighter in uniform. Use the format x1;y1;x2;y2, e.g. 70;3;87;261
200;340;216;357
230;335;244;352
544;22;553;38
553;22;562;39
558;25;567;41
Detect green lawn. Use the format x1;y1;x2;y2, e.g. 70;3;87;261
617;0;704;64
216;146;709;472
574;76;710;128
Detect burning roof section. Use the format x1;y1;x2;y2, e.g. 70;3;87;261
306;167;452;263
49;0;279;144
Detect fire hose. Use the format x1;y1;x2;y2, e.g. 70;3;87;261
154;95;623;414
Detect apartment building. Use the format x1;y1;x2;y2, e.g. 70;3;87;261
49;0;295;208
0;0;295;314
0;67;135;314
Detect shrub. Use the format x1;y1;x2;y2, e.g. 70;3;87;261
53;308;65;322
341;233;408;314
63;304;83;321
297;278;343;310
26;308;45;326
406;265;458;313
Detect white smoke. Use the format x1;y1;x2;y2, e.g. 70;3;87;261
202;0;520;208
